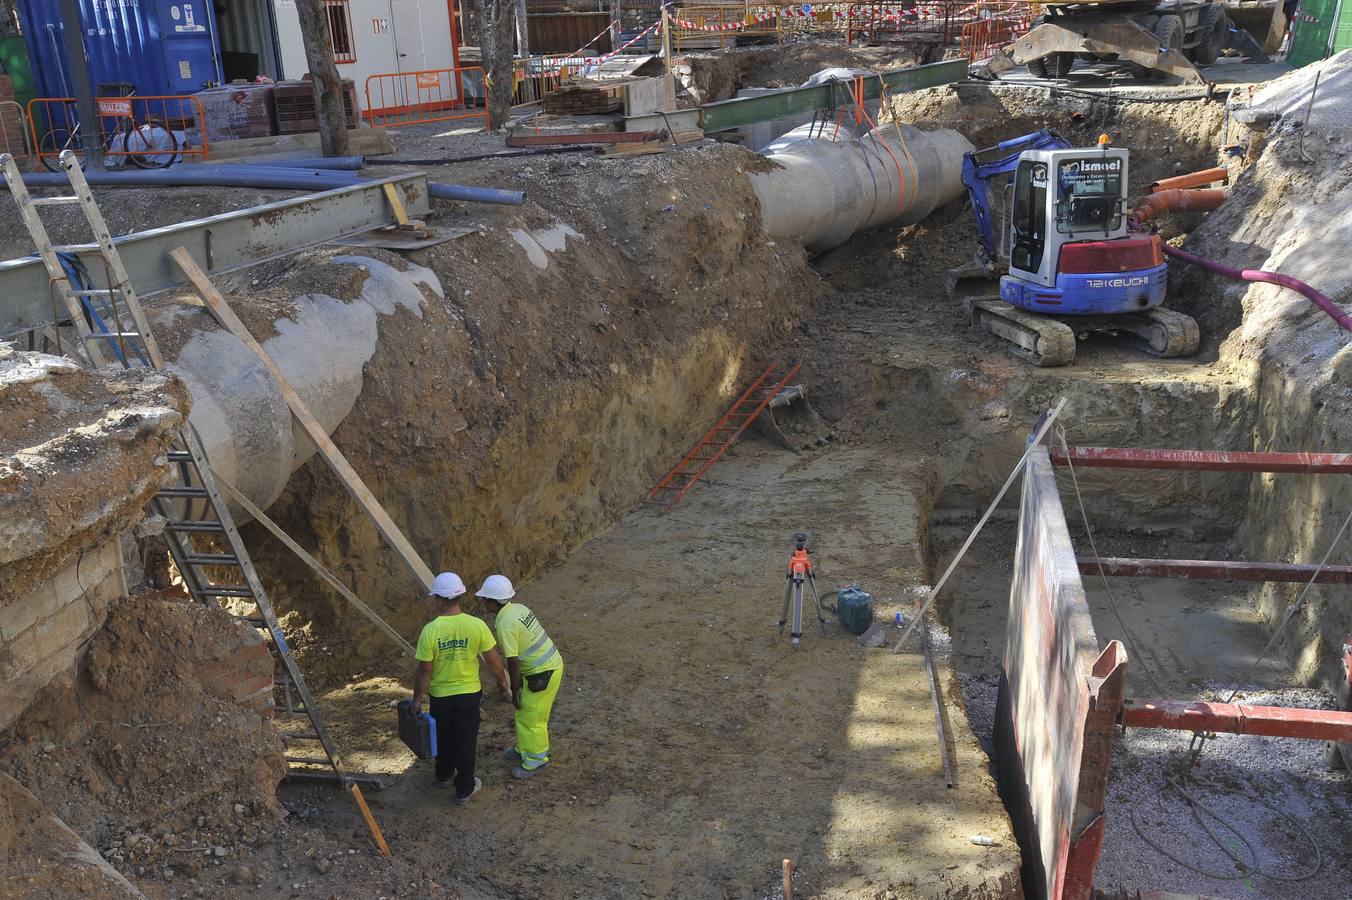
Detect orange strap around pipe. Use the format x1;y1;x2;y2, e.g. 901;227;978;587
1148;167;1229;194
1133;188;1227;224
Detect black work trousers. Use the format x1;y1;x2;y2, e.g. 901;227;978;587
428;690;481;797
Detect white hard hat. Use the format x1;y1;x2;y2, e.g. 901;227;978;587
429;572;466;599
475;574;516;601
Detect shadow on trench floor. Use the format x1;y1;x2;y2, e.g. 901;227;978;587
931;521;1352;899
299;443;1020;899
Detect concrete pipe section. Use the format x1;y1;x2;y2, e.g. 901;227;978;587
153;255;442;515
751;122;973;253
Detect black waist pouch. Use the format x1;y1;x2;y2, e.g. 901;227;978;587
524;670;554;693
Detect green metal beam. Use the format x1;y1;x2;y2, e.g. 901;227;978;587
699;59;968;134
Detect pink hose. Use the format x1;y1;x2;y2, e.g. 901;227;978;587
1161;244;1352;334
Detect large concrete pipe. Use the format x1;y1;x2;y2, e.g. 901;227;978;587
751;123;973;253
153;254;441;515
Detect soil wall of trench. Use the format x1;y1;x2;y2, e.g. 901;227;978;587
165;144;824;672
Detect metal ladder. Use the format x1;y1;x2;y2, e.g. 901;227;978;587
647;360;801;507
1;149;354;788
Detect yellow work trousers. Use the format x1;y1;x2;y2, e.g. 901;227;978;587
515;662;562;771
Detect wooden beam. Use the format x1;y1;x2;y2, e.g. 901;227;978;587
1051;446;1352;473
215;473;416;657
1121;698;1352;742
170;246;436;592
1078;557;1352;584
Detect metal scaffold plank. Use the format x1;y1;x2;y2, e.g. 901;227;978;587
698;59;968;133
0;175;432;336
1051;446;1352;473
1121;699;1352;742
1078;557;1352;583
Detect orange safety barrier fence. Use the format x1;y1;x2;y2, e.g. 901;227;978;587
959;2;1038;59
364;67;489;129
28;94;207;169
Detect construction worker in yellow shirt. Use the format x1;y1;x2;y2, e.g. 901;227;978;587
411;572;510;804
475;574;563;779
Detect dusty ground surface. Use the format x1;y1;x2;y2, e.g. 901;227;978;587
141;444;1020;900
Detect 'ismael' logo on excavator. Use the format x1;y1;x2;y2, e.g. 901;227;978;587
1059;158;1122;179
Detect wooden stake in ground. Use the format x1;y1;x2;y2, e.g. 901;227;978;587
169;247;435;592
293;0;351;157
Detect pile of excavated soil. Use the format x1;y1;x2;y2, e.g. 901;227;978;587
0;593;285;875
0;348;187;599
886;81;1227;199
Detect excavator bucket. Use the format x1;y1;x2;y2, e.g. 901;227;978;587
1007;17;1206;83
944;255;1002;314
755;385;831;451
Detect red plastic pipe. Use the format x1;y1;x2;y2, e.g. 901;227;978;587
1133;188;1227;223
1149;166;1229;193
1162;244;1352;334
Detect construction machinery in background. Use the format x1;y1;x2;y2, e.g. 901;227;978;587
982;0;1270;83
947;129;1199;366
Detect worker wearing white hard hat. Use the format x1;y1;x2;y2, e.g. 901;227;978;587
411;571;510;804
476;574;564;780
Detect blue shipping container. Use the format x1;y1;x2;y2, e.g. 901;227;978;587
19;0;223;102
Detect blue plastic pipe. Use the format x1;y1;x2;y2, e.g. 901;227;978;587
235;155;366;170
20;167;525;206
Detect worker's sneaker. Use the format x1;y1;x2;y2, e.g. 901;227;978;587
512;763;546;780
503;746;522;762
454;777;482;805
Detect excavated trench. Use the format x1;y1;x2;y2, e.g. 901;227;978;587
170;76;1352;896
8;61;1352;897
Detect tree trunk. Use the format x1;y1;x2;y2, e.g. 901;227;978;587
474;0;518;130
294;0;350;157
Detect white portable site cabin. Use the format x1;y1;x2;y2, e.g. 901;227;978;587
272;0;462;110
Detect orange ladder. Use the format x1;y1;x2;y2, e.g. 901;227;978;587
648;360;801;507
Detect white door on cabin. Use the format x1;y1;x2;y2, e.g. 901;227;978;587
389;0;427;74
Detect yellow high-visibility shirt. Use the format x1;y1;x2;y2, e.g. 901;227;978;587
494;602;562;676
415;613;496;697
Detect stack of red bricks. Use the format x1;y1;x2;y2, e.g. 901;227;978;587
0;76;28;161
195;626;276;717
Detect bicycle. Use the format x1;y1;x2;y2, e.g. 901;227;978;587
38;84;179;172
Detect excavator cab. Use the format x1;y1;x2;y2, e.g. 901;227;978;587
948;130;1199;366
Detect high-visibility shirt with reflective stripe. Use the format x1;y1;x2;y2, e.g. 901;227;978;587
495;602;562;675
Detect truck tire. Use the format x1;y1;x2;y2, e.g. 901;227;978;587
1191;4;1227;65
1153;13;1185;53
1028;52;1075;79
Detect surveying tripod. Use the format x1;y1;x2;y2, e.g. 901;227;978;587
778;532;827;647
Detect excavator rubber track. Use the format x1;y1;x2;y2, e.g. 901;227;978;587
971;299;1078;367
1115;307;1201;358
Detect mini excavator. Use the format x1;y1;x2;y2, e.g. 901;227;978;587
947;129;1199;366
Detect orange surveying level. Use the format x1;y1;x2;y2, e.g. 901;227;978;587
778;532;827;647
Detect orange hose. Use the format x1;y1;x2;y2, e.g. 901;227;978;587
1133;188;1227;224
1148;167;1229;194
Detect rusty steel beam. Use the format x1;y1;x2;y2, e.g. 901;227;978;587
1078;557;1352;584
1121;699;1352;742
1050;446;1352;473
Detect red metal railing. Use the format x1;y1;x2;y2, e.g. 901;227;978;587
27;94;207;168
363;67;488;129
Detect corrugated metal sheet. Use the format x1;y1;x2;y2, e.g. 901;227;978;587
18;0;223;100
528;12;613;53
215;0;282;81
